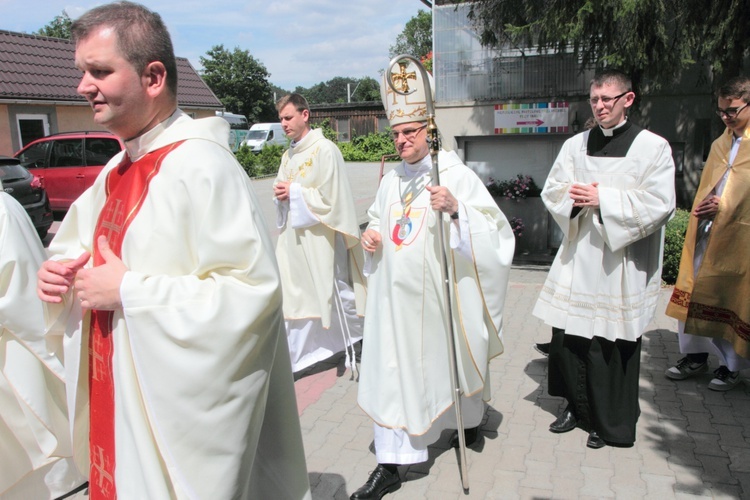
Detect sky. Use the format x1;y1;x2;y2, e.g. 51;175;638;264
2;0;427;91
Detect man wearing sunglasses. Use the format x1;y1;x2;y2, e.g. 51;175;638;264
533;70;675;449
665;76;750;390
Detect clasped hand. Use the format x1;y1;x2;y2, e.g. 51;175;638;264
273;181;290;202
570;182;600;208
37;235;127;310
693;195;720;220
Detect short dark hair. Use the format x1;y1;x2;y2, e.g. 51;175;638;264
590;70;633;93
72;1;178;96
718;76;750;103
276;93;310;114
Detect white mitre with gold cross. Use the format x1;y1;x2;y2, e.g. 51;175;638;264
380;57;435;127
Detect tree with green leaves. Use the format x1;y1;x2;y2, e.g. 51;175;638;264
35;11;72;39
294;76;381;104
349;76;381;102
390;9;432;59
200;45;276;123
463;0;749;93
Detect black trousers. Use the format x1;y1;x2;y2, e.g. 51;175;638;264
548;328;641;445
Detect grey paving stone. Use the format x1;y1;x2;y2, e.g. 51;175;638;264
297;268;749;499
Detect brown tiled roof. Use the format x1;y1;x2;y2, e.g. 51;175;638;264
0;29;222;109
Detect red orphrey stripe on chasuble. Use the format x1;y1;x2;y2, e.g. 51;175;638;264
88;141;184;499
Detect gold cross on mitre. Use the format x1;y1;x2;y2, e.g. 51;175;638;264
390;61;417;95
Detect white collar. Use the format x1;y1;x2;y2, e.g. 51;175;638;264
403;154;432;179
124;109;181;161
600;118;628;137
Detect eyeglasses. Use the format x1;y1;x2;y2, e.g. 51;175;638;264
391;124;427;141
715;102;749;119
588;91;629;107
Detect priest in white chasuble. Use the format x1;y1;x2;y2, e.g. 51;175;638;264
273;93;366;374
36;3;310;499
533;69;675;449
350;58;514;500
0;190;87;499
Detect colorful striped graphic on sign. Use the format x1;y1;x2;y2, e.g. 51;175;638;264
494;102;570;134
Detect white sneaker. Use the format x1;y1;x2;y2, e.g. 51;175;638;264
708;366;740;391
665;356;708;380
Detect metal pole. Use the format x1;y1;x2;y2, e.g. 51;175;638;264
386;54;470;492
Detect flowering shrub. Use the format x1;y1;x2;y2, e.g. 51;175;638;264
421;51;433;73
487;174;541;199
509;217;524;238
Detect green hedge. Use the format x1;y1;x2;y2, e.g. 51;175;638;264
338;131;397;162
235;144;285;178
234;126;398;178
661;208;690;285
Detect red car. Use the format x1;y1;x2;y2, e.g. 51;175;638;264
15;131;125;211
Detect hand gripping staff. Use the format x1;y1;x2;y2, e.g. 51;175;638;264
386;54;470;492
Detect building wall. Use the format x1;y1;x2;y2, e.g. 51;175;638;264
433;4;716;209
1;103;220;156
0;105;11;156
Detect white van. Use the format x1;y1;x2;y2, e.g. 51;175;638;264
241;123;287;152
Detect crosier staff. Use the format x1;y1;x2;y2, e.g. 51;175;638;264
386;54;470;492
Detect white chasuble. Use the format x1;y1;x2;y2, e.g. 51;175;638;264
274;128;366;372
358;151;514;436
274;128;365;325
0;193;86;499
46;111;310;499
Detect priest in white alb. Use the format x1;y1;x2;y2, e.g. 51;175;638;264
350;59;514;500
273;93;365;374
533;69;675;449
0;188;87;499
36;3;310;499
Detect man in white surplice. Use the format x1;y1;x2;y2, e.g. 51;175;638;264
272;93;365;374
0;188;87;499
36;3;309;498
350;60;514;500
533;69;675;450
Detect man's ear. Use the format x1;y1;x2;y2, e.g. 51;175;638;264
143;61;168;97
302;108;310;123
623;91;636;110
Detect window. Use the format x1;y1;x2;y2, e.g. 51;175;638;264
16;141;51;169
337;118;350;142
16;114;50;148
85;138;122;166
50;139;84;168
378;117;390;133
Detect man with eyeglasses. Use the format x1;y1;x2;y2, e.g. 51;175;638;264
665;76;750;390
350;64;514;499
533;69;676;449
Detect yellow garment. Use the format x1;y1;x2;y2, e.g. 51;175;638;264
666;127;750;359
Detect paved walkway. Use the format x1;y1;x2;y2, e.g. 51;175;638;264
295;265;750;499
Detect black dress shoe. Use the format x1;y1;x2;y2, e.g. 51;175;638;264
449;426;480;448
534;342;550;357
549;405;577;433
586;431;606;449
350;464;401;499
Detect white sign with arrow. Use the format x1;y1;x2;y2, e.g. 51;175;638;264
494;103;569;134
